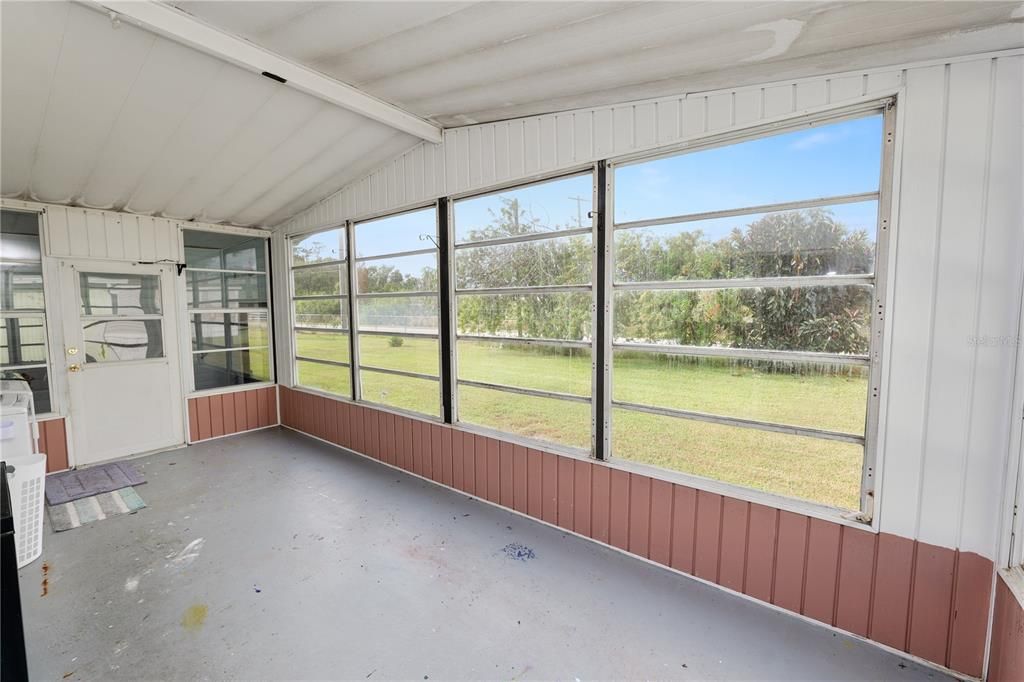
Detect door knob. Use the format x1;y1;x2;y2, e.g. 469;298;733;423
68;364;81;373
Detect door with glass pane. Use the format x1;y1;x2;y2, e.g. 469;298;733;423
60;260;184;465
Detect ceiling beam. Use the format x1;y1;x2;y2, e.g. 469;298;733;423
81;0;443;144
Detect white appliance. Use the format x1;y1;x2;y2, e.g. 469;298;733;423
1;378;39;458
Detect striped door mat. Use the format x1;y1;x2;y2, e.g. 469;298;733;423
47;487;146;532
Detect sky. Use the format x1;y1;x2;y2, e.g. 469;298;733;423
295;113;883;265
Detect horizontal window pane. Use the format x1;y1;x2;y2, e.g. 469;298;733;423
613;352;867;435
1;263;44;311
454;173;593;244
358;334;438;376
614;202;877;283
84;319;163;363
357;253;437;293
613;285;872;354
295;329;349;365
0;315;47;365
455;233;592;289
0;366;50;414
1;210;41;262
614;115;883;224
186;271;268;309
360;370;439;417
355;208;436;258
80;273;161;315
457;292;591;342
457;384;590;450
457;339;590;397
191;313;268;352
296;359;352;398
293;228;346;266
612;408;863;510
183;230;266;271
295;299;348;330
358;296;437;334
293;263;347;297
194;349;270;391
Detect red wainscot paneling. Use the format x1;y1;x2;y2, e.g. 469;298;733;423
278;387;995;678
988;571;1024;682
187;386;278;443
38;417;69;473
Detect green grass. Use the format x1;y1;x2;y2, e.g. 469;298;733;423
292;332;867;509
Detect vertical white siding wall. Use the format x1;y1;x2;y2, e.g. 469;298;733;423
275;51;1023;560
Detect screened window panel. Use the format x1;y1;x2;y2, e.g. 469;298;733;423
456;234;592;289
0;366;50;414
613;115;883;224
190;312;268;352
293;263;347;297
458;384;591;449
359;370;439;417
79;273;161;316
357;334;438;377
295;329;350;365
456;292;591;342
612;407;863;510
0;264;45;311
457;339;590;398
186;271;268;309
194;349;271;391
292;229;346;266
354;209;436;258
0;316;48;365
295;299;349;330
358;296;438;335
613;201;878;283
83;319;164;363
356;253;438;294
296;359;352;398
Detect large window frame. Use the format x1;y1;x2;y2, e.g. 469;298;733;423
448;171;597;453
352;204;443;418
289;224;354;400
0;208;54;415
182;226;274;395
283;99;896;522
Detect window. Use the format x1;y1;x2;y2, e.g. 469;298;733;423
0;210;51;413
453;173;594;449
608;113;887;511
353;207;441;417
80;272;164;362
184;230;271;391
290;227;352;398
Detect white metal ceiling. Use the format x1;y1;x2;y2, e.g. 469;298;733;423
1;1;1021;229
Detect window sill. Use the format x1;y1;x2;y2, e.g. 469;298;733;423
188;382;276;399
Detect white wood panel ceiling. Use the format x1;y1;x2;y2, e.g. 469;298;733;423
173;1;1024;126
0;1;418;227
2;1;1021;229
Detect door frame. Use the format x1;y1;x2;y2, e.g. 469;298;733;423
58;258;187;466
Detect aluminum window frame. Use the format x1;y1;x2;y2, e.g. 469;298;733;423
351;203;443;418
287;224;354;400
603;101;896;517
451;169;598;454
0;208;55;415
183;228;274;395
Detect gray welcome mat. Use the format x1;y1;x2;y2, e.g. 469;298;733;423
45;461;146;505
47;487;146;532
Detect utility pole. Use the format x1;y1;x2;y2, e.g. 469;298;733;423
568;196;587;227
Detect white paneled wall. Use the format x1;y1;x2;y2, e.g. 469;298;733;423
277;51;1021;560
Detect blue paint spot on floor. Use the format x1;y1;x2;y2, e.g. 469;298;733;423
503;543;536;561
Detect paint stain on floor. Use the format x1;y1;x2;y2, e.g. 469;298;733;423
41;562;50;596
502;543;535;561
181;604;208;631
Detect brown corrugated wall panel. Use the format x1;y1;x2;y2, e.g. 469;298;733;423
628;474;651;559
39;418;69;473
276;391;1001;678
988;572;1024;682
608;469;630;551
835;527;876;636
718;498;749;593
208;395;224;438
772;511;808;613
648;479;673;566
907;542;956;665
196;397;212;440
590;464;611;545
500;441;515;507
743;504;777;603
188;386;281;444
222;393;237;434
802;518;841;624
693;490;722;582
187;400;200;443
946;551;993;677
556;457;574;531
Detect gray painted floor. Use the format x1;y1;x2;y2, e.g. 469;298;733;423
21;427;949;681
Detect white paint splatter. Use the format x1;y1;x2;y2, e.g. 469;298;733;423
742;19;805;62
165;537;205;568
124;576;140;592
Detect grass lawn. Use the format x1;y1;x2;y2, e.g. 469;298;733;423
292;332;866;509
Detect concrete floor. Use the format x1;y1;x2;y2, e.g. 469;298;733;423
21;427;949;681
